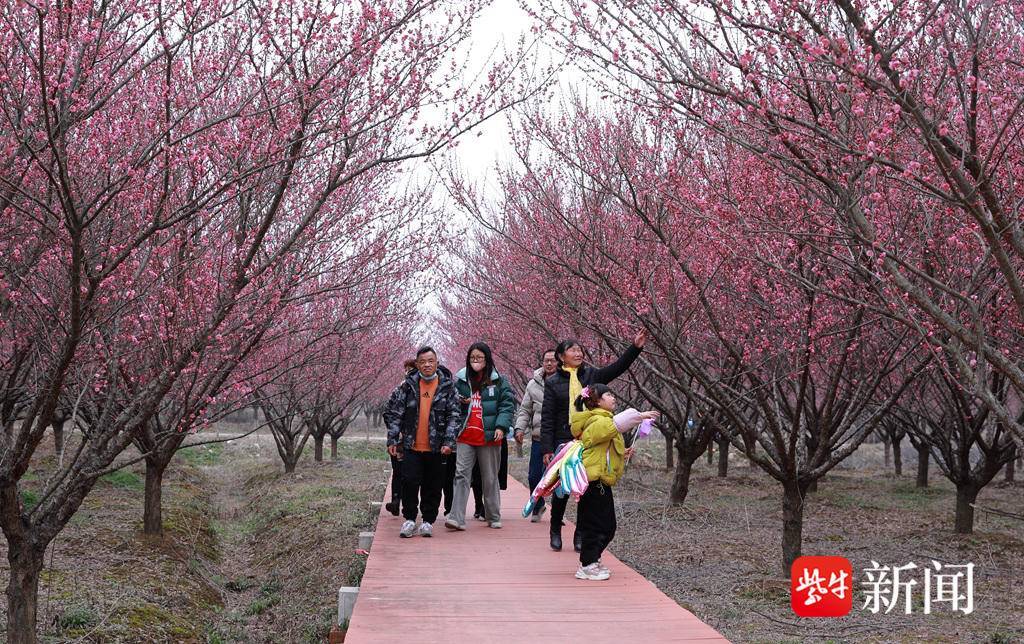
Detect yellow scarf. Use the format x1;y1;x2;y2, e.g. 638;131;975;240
564;366;582;418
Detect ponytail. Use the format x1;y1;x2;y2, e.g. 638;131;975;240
575;383;612;412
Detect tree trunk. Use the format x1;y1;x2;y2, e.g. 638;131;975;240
331;436;339;460
283;451;298;473
143;459;167;535
892;436;903;477
883;439;891;467
716;437;729;478
52;418;66;457
781;480;809;574
954;484;978;534
314;435;324;462
664;434;674;469
916;445;929;488
1005;457;1015;483
6;540;45;644
705;440;714;465
670;458;694;505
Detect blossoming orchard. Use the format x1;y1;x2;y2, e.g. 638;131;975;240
2;0;1023;642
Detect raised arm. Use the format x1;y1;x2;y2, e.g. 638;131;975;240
590;343;642;385
591;328;646;384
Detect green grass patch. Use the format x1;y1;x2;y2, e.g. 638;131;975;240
114;602;198;638
20;488;40;511
891;481;946;500
301;608;335;643
58;603;100;630
242;577;284;616
335;441;388;461
100;469;144;491
244;593;281;616
346;554;367;586
298;485;340;503
177;443;225;466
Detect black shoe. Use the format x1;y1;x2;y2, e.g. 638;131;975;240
550;530;562;551
385;501;399;516
573;532;582;553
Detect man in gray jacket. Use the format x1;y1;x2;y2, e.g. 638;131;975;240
513;349;559;522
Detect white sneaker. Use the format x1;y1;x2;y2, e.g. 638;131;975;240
444;517;465;531
530;505;547;523
399;520;416;538
488;520;502;529
575;563;610;581
596;560;609;574
418;521;433;537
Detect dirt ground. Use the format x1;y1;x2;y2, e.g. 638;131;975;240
509;438;1024;643
1;428;388;643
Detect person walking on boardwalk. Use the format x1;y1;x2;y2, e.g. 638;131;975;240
514;349;558;522
385;346;460;538
570;384;657;580
541;330;646;552
384;358;418;517
445;342;517;530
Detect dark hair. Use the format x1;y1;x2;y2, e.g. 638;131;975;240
554;339;583;368
402;358;417;373
416;346;437;359
465;342;495;391
541;349;557;364
574;383;612;412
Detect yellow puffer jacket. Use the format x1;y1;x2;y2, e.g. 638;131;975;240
570;408;625;486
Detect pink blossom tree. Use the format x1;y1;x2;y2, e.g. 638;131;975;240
448;104;929;571
0;0;519;638
529;0;1024;447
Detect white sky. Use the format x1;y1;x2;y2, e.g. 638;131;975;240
411;0;588;350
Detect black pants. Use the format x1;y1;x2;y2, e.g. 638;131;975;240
389;454;403;507
577;482;615;566
471;464;485;515
401;450;445;523
443;452;457;515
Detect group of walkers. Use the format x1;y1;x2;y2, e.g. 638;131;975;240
382;330;656;581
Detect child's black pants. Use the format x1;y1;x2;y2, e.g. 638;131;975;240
577;481;615;566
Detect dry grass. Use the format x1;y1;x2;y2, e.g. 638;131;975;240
0;432;388;643
1;447;224;642
513;439;1024;643
205;437;388;643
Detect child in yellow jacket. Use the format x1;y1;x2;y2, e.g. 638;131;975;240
569;384;658;581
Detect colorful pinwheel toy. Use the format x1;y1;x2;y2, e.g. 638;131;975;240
522;439;589;517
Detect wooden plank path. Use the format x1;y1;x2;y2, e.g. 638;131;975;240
346;476;730;643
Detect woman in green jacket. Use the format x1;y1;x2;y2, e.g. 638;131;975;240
444;342;517;530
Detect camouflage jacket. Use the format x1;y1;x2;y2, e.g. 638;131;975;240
383;366;460;453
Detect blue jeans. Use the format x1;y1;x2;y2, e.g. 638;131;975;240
528;439;546;514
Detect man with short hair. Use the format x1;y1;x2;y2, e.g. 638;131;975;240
514;349;559;522
385;347;459;538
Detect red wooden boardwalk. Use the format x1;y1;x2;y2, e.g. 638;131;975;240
346;477;729;643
